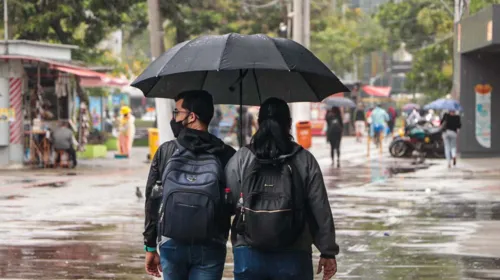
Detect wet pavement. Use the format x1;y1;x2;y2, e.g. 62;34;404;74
1;137;500;279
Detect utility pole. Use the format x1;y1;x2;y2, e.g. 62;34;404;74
147;0;174;144
291;0;311;137
331;0;337;14
452;0;468;100
3;0;8;54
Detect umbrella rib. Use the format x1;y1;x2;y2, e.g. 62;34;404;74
298;72;322;102
154;40;190;78
253;69;262;104
200;71;209;91
269;38;292;71
217;33;232;71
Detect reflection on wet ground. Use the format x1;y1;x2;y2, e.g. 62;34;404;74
1;159;500;279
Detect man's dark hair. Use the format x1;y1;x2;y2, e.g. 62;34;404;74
175;90;214;126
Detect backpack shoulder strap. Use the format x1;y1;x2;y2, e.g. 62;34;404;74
173;139;190;156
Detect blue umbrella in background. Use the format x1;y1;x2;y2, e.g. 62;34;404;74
322;97;356;109
424;98;462;111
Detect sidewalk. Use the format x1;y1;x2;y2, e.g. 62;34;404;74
0;136;384;175
459;157;500;174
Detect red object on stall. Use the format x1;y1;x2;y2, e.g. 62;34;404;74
362;85;391;97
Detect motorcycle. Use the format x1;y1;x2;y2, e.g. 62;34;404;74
389;121;444;158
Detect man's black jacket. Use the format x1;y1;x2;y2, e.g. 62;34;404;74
143;128;236;248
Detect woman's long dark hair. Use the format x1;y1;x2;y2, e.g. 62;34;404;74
251;98;293;159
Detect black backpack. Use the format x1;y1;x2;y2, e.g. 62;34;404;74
329;117;342;133
158;141;223;243
237;147;306;250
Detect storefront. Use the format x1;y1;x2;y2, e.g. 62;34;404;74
0;40;128;166
458;5;500;158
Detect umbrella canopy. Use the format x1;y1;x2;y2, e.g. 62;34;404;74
323;97;356;109
424;98;462;111
131;33;348;105
402;103;420;111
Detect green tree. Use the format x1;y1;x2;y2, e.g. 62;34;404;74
159;0;286;45
469;0;500;14
375;0;454;97
310;4;387;76
1;0;145;62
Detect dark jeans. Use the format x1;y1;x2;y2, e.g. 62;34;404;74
55;147;77;167
233;247;313;280
328;132;342;162
160;239;226;280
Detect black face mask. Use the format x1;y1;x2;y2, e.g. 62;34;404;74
170;114;192;138
170;118;184;138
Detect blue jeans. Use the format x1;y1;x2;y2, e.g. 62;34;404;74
442;129;458;163
233;247;313;280
160;239;226;280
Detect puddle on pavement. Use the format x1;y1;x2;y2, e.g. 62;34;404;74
1;161;499;279
24;181;67;188
0;194;27;200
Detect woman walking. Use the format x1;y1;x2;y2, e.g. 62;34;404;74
441;110;461;168
225;97;339;280
326;107;343;167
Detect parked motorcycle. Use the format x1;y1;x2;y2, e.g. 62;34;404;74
389;121;444;158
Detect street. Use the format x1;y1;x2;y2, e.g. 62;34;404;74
1;137;500;280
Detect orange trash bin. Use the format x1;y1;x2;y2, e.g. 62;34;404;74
296;121;312;149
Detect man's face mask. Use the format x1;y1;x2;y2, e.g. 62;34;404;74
170;109;191;138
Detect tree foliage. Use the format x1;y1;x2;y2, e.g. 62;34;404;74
469;0;500;14
375;0;454;97
159;0;286;44
311;4;387;76
2;0;145;62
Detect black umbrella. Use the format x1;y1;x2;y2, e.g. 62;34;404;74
131;33;348;146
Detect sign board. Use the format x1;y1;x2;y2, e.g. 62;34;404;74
475;84;492;148
487;20;493;41
0;108;15;122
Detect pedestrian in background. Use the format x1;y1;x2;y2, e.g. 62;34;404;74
370;104;389;145
354;104;366;142
209;105;223;138
343;109;351;136
387;106;397;137
229;106;258;147
52;121;77;168
225;97;339;280
326;107;343;167
441;110;461;168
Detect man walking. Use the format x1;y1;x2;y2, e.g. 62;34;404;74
143;90;236;280
229;106;258;147
370;104;390;145
353;104;366;142
208;105;223;138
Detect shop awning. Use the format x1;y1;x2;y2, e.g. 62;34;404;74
362;85;391;97
0;54;129;88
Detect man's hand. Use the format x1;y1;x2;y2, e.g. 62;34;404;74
317;257;337;280
145;251;162;278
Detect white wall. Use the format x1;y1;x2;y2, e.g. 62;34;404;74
0;60;25;166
